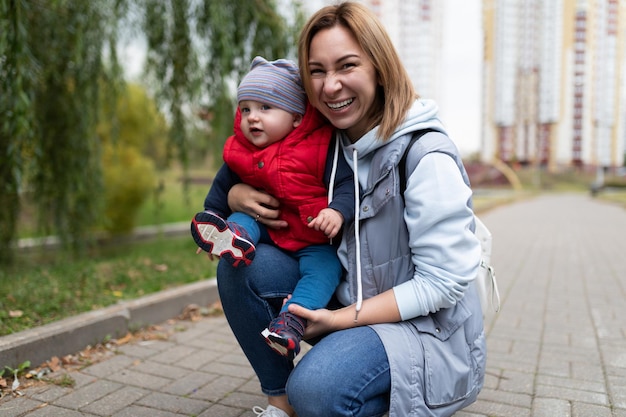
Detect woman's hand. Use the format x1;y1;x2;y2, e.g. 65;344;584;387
289;290;402;339
228;183;288;229
288;304;339;339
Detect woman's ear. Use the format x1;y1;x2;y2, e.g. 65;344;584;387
293;113;303;128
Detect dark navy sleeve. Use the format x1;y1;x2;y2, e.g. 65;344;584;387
202;163;241;217
324;138;356;224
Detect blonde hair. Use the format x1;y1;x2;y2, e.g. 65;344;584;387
298;2;418;141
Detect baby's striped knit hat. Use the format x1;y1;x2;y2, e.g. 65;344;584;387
237;56;306;115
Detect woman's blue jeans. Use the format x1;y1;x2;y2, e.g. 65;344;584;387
216;244;391;416
227;212;342;312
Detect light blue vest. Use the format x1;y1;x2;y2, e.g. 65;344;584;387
341;130;486;417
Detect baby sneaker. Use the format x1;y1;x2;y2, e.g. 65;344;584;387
261;312;306;360
190;210;256;268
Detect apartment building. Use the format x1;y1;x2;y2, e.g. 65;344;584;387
302;0;445;105
483;0;626;171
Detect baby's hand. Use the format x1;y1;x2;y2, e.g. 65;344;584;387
307;208;343;238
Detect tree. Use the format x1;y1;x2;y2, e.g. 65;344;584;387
0;0;302;264
0;0;34;264
98;83;168;234
1;0;124;263
141;0;304;166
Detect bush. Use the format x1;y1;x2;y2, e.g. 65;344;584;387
102;144;156;234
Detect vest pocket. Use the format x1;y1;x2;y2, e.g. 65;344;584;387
422;326;474;407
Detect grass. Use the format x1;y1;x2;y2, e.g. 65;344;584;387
0;235;217;336
0;162;215;336
135;165;214;227
2;163;623;337
2;164;219;337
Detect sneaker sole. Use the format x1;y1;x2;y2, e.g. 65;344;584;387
261;328;298;359
191;212;255;268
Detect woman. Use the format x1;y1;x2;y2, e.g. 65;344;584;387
218;3;486;416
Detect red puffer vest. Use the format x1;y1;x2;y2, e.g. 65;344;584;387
223;103;335;252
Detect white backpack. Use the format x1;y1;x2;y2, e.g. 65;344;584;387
473;216;500;313
400;130;500;315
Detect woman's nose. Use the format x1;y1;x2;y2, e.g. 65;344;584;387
323;72;341;95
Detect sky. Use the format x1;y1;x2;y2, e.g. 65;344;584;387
302;1;483;155
440;0;482;155
121;0;483;155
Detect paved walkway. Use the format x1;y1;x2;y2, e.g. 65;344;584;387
1;193;625;417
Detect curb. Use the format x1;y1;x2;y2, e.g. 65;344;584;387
0;278;219;370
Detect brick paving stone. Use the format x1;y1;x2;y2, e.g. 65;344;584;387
200;361;256;380
161;370;218;396
130;359;193;380
149;345;198;365
136;391;210;415
190;375;250;403
82;354;137;378
531;398;571;417
111;405;180;417
25;405;99;417
52;379;122;409
2;193;626;417
175;347;222;370
114;342;160;359
80;386;148;416
0;396;44;417
197;403;246;417
27;384;73;403
104;367;172;390
571;402;613;417
613;408;626;417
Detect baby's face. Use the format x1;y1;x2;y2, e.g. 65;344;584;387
239;100;302;148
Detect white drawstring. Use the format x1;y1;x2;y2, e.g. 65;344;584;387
352;148;362;322
328;136;339;205
327;137;339;246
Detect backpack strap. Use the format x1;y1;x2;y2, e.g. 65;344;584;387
398;129;501;314
398;128;438;195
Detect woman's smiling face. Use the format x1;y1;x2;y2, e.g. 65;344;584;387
307;25;379;142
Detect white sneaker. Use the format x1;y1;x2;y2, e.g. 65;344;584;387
252;404;290;417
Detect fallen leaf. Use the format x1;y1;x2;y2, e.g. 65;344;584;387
154;264;168;272
114;332;133;345
9;310;23;318
47;357;61;372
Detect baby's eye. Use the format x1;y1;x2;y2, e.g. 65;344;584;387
260;104;271;110
240;107;250;113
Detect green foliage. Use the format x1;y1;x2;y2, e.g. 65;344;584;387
0;0;37;264
45;374;76;388
142;0;303;166
99;84;169;162
98;84;170;234
102;144;156;234
0;0;302;265
0;235;217;336
1;0;125;262
2;361;31;379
